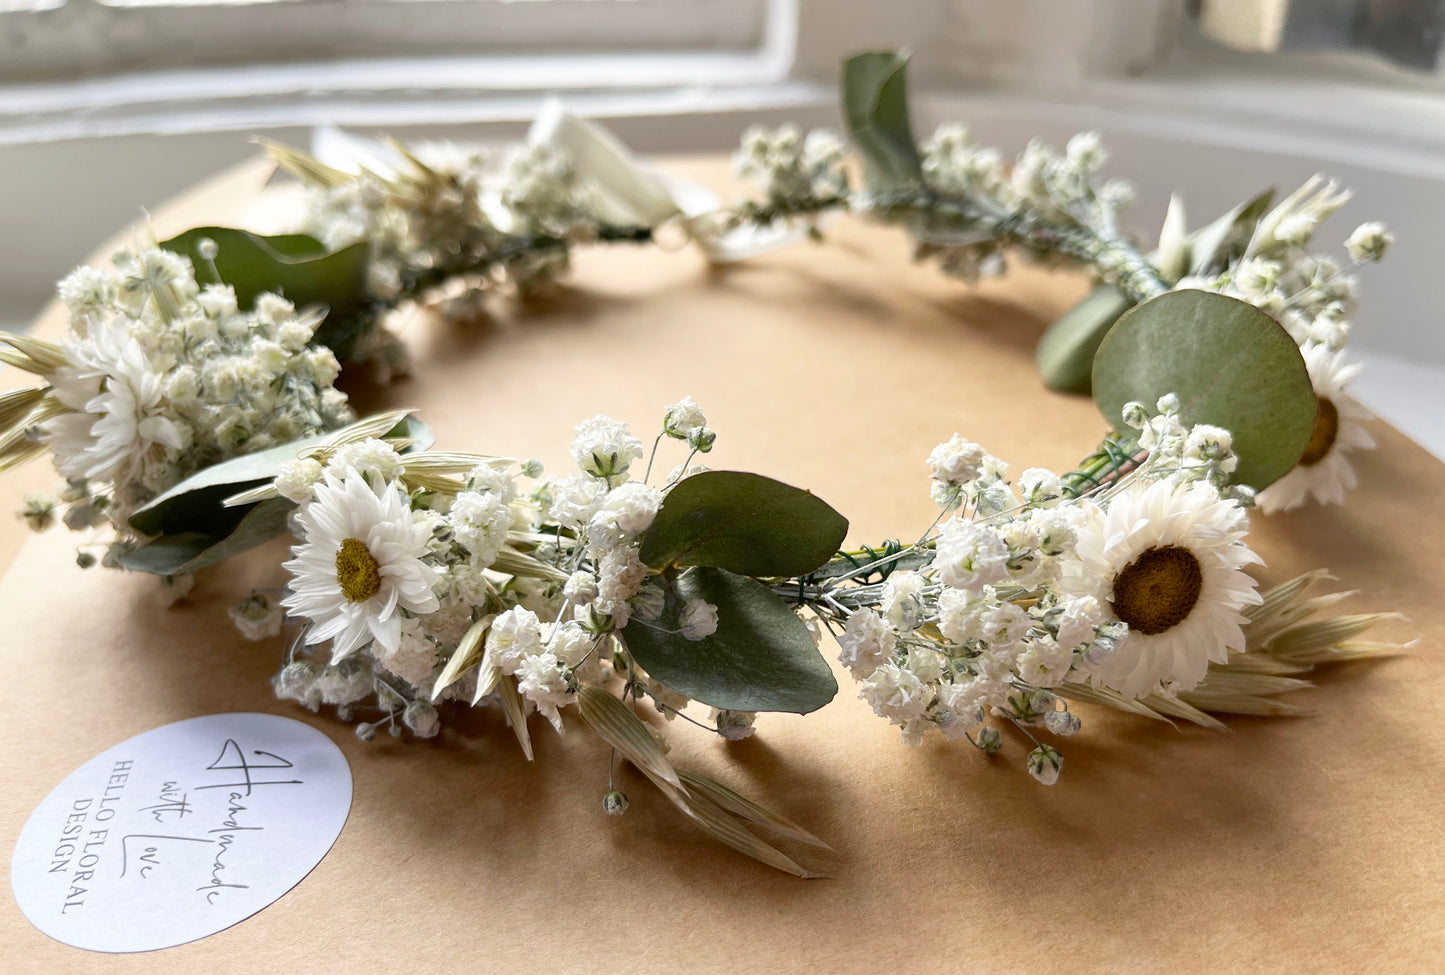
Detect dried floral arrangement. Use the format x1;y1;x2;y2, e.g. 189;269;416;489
0;54;1405;875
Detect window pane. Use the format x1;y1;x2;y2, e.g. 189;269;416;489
0;0;765;82
99;0;302;7
1192;0;1445;73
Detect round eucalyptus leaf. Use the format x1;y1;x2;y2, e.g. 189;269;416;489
129;415;431;538
1091;289;1316;489
639;470;848;578
160;226;371;356
1035;284;1133;395
621;567;837;714
841;52;924;193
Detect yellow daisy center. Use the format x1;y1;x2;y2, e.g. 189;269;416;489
1111;545;1203;636
335;537;381;603
1299;396;1339;467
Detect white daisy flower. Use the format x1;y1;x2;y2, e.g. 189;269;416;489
281;471;440;663
42;317;183;486
1065;479;1263;699
1257;344;1375;513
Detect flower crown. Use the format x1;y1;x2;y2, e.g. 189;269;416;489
0;53;1405;875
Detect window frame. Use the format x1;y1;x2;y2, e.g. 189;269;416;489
0;0;773;82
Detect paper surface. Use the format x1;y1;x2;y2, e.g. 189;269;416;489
10;713;352;953
0;158;1440;974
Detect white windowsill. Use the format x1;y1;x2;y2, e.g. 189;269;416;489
1351;353;1445;463
0;49;832;146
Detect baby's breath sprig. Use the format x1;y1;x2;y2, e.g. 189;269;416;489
266;138;656;339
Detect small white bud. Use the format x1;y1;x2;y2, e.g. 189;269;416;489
1345;221;1393;263
1027;744;1064;785
663;397;706;440
976;726;1003;753
1018;467;1063;505
687;427;717;453
563;571;598;607
631;584;665;623
403;700;440;738
1044;709;1081;737
603;790;630;815
678;598;719;641
713;709;756;741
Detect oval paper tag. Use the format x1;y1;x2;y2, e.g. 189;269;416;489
10;712;352;953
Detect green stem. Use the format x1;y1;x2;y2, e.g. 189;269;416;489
733;186;1169;304
328;222;656;361
394;223;655;304
1059;434;1147;499
870;189;1168;303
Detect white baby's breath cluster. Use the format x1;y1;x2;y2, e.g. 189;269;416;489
1117;394;1255;506
731;123;1160;299
262;399;735;745
288;137;628;323
299;142;496;301
1182;177;1366;350
20;246;350;549
734;125;850;208
912;127;1141;286
279;138;630;377
824;413;1257;784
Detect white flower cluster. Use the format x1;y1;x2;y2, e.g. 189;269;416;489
265;399;730;743
38;247;351;531
835;421;1259;784
734;125;850;206
498;143;597;291
294;138;614;320
1002;131;1134;227
301;143;497;301
914;127;1136;284
1184;177;1362;350
1118;394;1251;504
272;434;527;733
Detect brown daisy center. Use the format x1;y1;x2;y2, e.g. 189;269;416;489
335;537;381;603
1299;396;1339;467
1111;545;1203;636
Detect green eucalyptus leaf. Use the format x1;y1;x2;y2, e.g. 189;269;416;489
841;51;924;193
1091;289;1316;489
115;497;295;576
1035;284;1133;395
622;566;837;713
639;470;848;578
128;434;331;539
158;226;371;356
128;415;432;538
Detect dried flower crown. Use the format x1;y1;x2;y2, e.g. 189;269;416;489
0;53;1406;875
